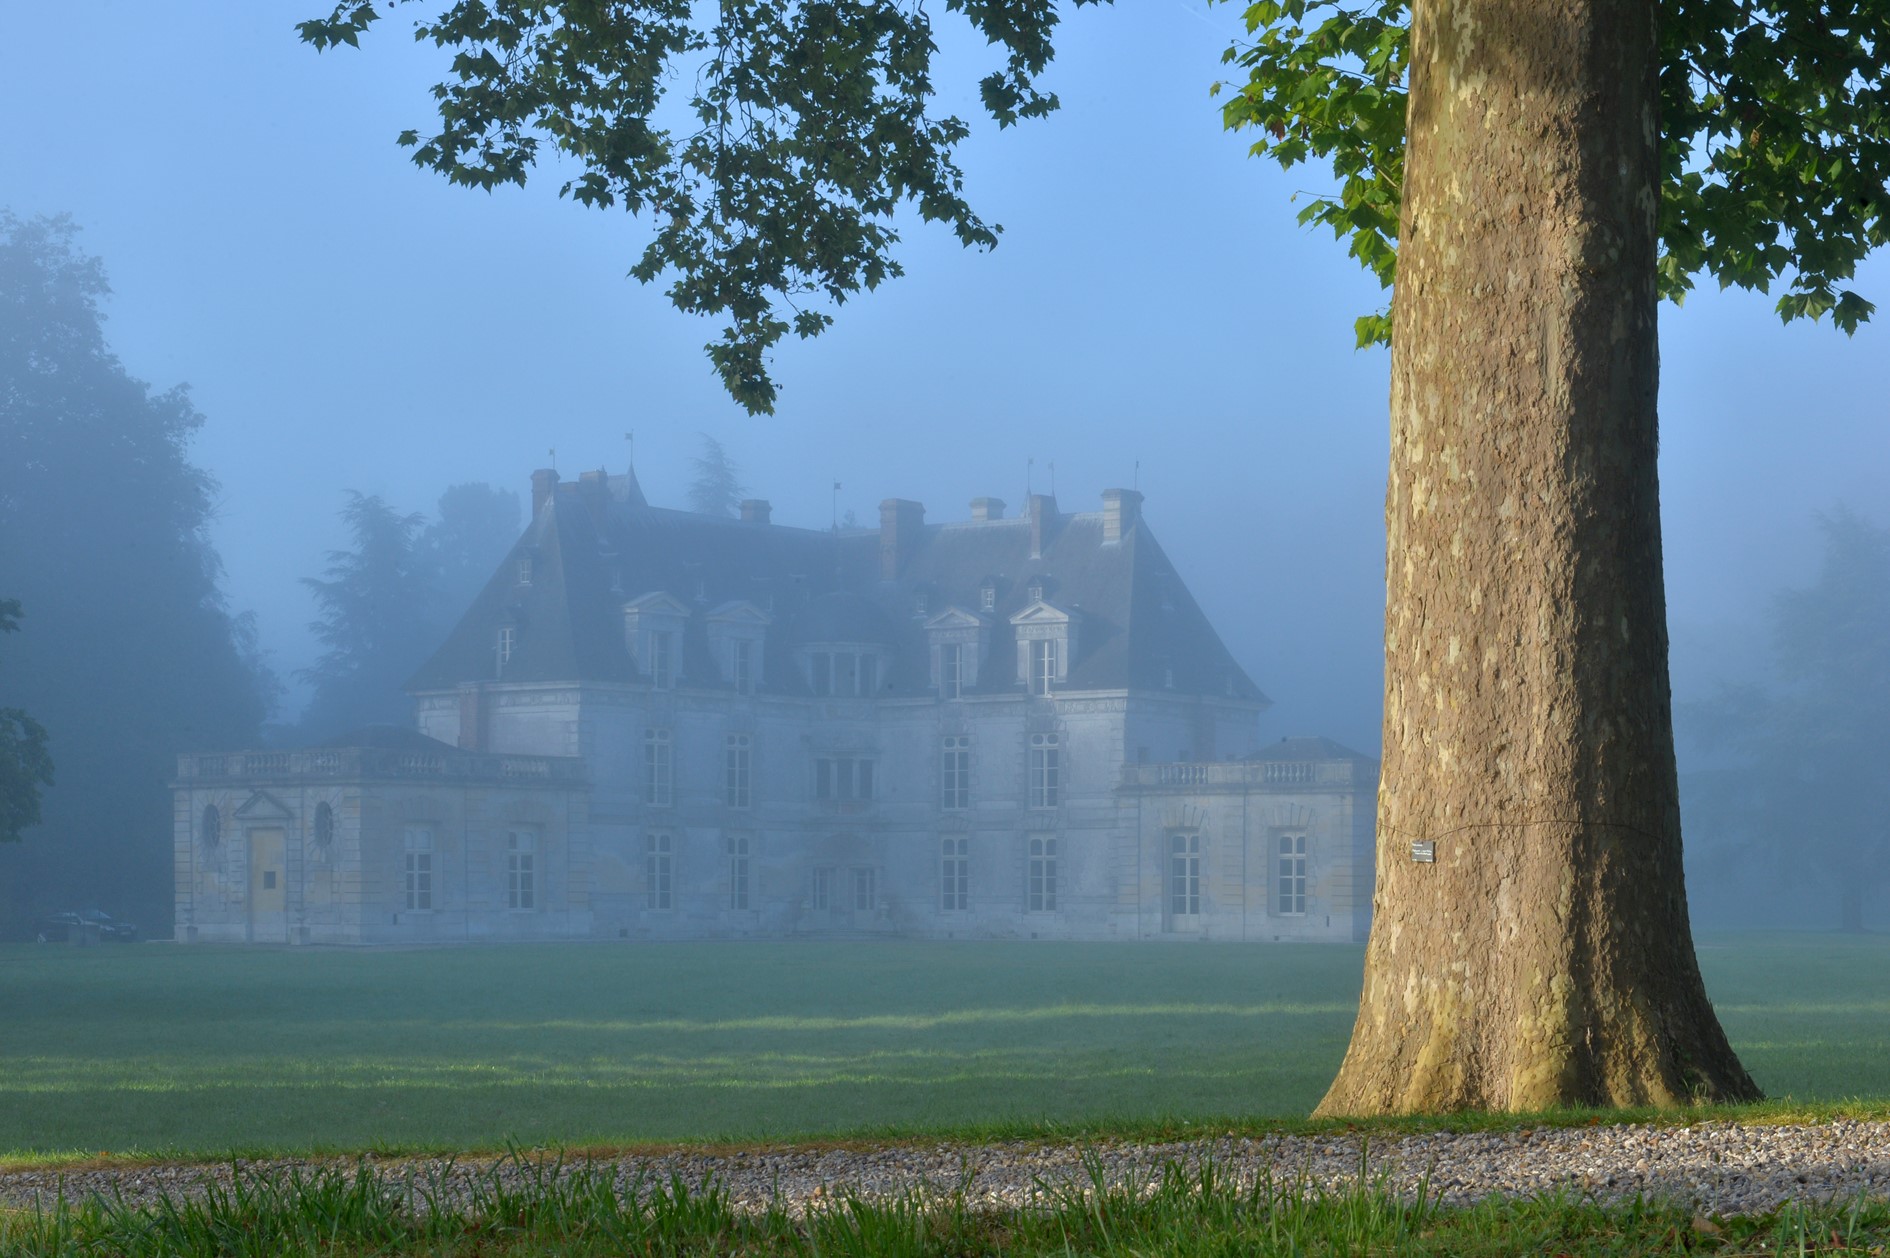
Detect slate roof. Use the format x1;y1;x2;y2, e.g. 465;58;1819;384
1247;735;1376;762
410;474;1267;705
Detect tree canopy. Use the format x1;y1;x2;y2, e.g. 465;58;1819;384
302;0;1889;406
0;599;54;846
1687;509;1890;931
298;483;522;740
0;212;273;932
689;433;749;516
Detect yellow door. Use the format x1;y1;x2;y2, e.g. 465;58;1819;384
248;827;288;943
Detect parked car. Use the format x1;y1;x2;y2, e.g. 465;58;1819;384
34;909;139;943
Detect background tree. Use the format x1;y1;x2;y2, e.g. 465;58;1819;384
0;599;55;845
420;482;522;616
298;493;437;739
302;1;1887;1110
688;434;748;517
1687;510;1890;933
0;212;273;935
298;483;521;740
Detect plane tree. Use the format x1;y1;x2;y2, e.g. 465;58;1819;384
299;0;1889;1111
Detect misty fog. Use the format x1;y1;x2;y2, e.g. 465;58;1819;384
2;0;1887;945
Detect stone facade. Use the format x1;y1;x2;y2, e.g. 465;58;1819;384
175;469;1377;944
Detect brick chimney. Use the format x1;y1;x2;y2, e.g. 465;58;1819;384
970;496;1006;522
530;468;560;517
879;498;926;580
1101;488;1144;543
577;468;611;518
1028;494;1059;559
740;499;772;524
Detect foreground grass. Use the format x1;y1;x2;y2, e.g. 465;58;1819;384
3;932;1888;1159
5;1153;1889;1257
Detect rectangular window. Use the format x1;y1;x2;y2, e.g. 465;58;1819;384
506;830;536;910
648;631;675;689
1029;733;1060;809
732;639;754;695
403;825;434;912
941;836;969;912
727;834;751;910
941;736;970;810
517;555;534;584
810;866;833;911
940;643;963;699
645;832;672;910
853;866;877;912
1277;834;1307;916
1169;832;1201;920
725;733;752;808
1027;836;1057;912
1030;637;1059;696
814;756;875;801
497;626;515;666
981;585;996;612
644;728;673;807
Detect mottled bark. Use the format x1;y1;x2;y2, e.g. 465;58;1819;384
1317;0;1760;1114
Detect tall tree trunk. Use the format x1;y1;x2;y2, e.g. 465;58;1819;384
1316;0;1760;1114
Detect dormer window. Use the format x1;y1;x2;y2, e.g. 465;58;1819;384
517;554;534;584
980;582;997;612
732;639;755;694
1030;637;1059;696
622;590;691;690
1027;577;1046;602
648;630;675;689
1010;599;1077;696
497;625;516;667
924;606;989;700
707;600;771;695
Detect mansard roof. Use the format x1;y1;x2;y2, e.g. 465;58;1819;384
409;472;1267;704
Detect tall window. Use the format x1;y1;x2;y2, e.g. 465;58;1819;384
1030;637;1059;696
506;830;536;910
644;728;673;806
1027;836;1057;912
1277;834;1307;916
814;756;874;801
312;802;335;849
732;639;754;695
497;626;516;666
1169;832;1201;921
645;832;672;910
853;866;878;911
725;734;752;808
940;643;963;699
1029;733;1060;809
941;836;969;912
810;866;833;911
200;804;221;846
403;825;434;911
517;555;534;584
980;584;996;612
648;631;675;689
727;834;751;910
941;736;971;810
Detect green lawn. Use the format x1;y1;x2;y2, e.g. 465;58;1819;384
3;933;1887;1159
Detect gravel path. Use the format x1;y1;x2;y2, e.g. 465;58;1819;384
5;1120;1889;1218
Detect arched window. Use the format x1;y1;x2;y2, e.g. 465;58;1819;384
200;804;221;846
312;801;335;848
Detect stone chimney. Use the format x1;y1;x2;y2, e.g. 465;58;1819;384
740;498;772;524
879;498;926;580
1028;494;1059;559
1101;487;1144;543
577;468;611;518
970;497;1006;522
530;468;560;516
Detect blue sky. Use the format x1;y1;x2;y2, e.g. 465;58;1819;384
3;1;1885;752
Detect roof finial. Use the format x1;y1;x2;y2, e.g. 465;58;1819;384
549;446;557;473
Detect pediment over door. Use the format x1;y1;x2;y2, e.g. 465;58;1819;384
234;790;294;821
